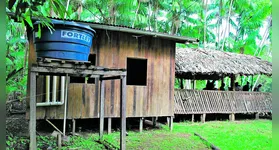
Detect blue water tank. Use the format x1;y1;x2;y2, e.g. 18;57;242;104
34;19;95;61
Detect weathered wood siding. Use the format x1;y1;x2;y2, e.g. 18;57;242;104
27;29;175;119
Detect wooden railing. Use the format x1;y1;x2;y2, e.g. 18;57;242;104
174;89;272;114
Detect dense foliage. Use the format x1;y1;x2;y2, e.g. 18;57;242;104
6;0;272;100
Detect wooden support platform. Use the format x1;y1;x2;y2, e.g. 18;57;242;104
29;59;127;150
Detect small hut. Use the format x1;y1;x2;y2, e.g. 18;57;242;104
174;48;272;121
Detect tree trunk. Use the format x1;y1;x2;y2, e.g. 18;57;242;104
77;4;83;20
109;0;116;24
217;0;223;49
132;1;141;28
203;0;208;49
221;0;234;51
148;1;152;30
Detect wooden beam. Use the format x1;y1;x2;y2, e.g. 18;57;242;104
100;76;122;81
99;78;105;141
120;76;127;150
108;118;112;134
31;66;126;76
29;72;37;150
46;119;63;135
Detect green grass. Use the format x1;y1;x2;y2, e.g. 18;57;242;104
103;120;272;150
6;120;272;150
173;120;272;150
103;129;208;150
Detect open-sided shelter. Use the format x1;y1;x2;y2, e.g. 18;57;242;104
174;48;272;121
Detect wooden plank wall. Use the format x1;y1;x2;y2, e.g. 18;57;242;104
174;89;272;114
27;29;175;119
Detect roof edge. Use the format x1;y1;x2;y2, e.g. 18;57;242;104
7;12;198;43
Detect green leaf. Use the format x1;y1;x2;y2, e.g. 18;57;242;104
38;24;41;38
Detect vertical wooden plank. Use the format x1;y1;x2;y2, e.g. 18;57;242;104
67;84;74;119
94;77;99;117
74;84;83;118
99;79;105;140
29;72;36;150
36;76;45;119
120;76;127;150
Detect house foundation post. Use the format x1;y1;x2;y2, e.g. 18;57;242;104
201;114;206;123
191;114;194;122
108;118;112;134
139;117;144;133
255;112;260;120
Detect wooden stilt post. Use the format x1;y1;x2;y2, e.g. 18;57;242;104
180;78;184;89
120;76;127;150
57;134;62;150
229;113;235;121
108;118;112;134
231;75;236;91
169;116;173;131
192;114;194;122
29;72;37;150
139;117;143;133
193;76;196;90
72;119;76;135
167;117;170;126
201;114;206;123
99;77;105;141
255;113;259;120
152;117;157;127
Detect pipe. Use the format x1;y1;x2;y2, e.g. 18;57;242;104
63;75;69;136
52;76;57;102
37;76;66;107
37;102;64;106
60;76;65;103
45;75;50;103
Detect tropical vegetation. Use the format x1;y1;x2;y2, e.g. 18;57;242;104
6;0;272;101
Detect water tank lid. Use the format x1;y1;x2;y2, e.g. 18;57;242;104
34;19;95;33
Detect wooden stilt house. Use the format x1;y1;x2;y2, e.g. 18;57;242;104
26;19;198;120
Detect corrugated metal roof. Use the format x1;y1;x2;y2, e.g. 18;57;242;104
7;12;198;43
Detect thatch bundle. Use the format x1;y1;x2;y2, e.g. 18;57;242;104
175;48;272;79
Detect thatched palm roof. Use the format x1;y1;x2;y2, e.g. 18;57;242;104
175;48;272;80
